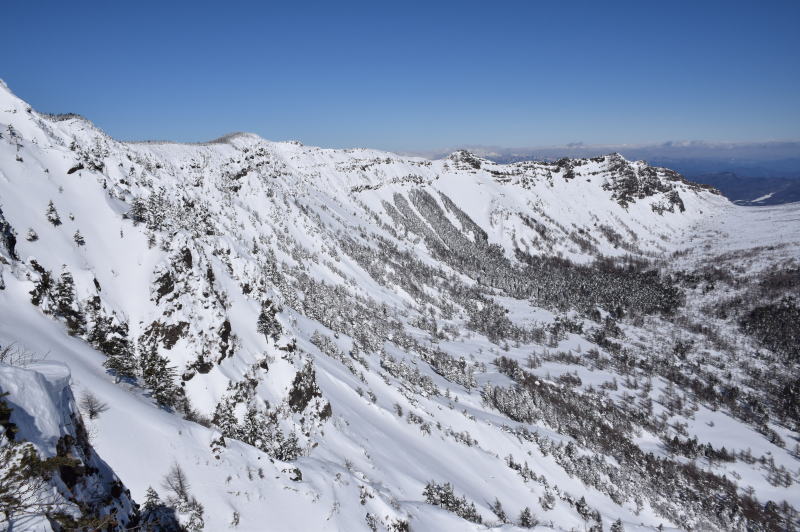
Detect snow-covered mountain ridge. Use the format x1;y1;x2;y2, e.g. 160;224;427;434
1;79;799;531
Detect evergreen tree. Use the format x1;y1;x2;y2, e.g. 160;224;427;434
274;430;301;461
46;200;61;226
240;403;266;449
53;270;86;336
140;485;181;530
490;498;507;523
575;496;592;523
185;498;205;531
99;318;132;358
143;486;161;512
611;518;625;532
519;506;536;528
422;481;482;523
140;343;180;408
256;300;282;342
102;340;138;382
91;308;137;381
211;398;239;438
73;230;85;246
287;362;322;412
129;197;147;225
146;188;169;231
28;262;53;308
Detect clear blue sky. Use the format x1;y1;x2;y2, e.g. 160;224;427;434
2;1;798;151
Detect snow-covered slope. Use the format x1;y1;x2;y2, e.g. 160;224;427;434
1;79;798;531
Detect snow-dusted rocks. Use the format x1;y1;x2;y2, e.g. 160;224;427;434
0;361;138;530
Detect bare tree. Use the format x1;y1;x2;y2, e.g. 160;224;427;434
0;344;41;367
161;463;205;530
0;441;78;528
78;391;108;420
162;462;190;503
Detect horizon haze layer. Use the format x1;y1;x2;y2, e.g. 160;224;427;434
2;1;799;151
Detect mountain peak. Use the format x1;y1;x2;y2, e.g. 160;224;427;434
203;131;264;145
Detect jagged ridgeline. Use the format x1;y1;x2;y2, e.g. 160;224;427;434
1;77;799;531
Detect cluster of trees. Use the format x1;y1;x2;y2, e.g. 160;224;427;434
249;176;799;527
212;371;303;461
379;354;440;397
741;296;799;363
488;497;539;528
126;189;216;240
28;262;86;336
487;356;796;530
674;262;800;432
416;344;477;391
377;187;682;346
27;260;188;412
286;268;394;354
256;300;282;343
140;463;203;531
311;331;367;382
0;207;17;261
422;481;482;524
15;123;800;531
665;435;735;463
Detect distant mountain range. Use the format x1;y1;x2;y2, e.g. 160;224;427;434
413;142;800;206
683;172;800;206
